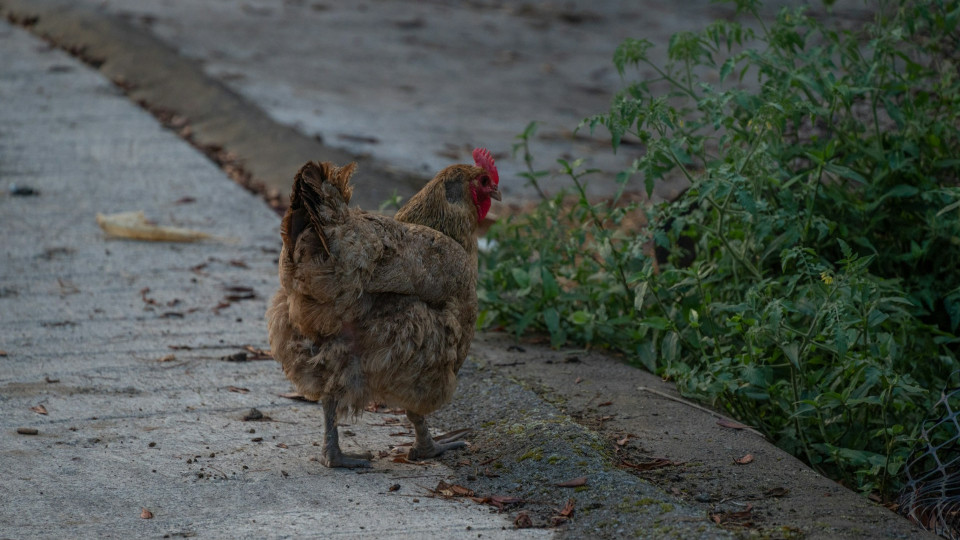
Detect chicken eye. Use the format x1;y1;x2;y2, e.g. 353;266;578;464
480;175;491;187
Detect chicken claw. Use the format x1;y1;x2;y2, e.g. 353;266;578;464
319;397;371;468
406;411;468;461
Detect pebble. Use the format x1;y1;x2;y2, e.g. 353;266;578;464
17;427;39;435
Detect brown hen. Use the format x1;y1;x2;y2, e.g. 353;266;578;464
266;149;501;467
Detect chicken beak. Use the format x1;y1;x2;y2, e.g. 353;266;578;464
489;187;502;201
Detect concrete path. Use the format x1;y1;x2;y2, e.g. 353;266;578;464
0;22;545;539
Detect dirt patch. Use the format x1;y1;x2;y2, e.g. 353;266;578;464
433;359;731;538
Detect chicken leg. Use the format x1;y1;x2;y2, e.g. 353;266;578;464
319;396;372;468
406;411;467;461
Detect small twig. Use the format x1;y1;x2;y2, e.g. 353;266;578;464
206;465;229;479
478;455;500;466
637;386;766;439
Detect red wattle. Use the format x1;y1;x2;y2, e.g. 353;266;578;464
471;185;491;220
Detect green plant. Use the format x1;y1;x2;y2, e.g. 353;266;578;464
479;0;960;497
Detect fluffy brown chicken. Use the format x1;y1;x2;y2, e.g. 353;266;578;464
266;148;501;468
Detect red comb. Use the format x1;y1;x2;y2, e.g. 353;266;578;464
472;148;499;185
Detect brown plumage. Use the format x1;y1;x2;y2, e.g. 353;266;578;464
266;151;501;467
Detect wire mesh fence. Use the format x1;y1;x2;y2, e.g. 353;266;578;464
899;372;960;539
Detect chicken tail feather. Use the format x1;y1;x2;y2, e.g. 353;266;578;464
281;161;357;258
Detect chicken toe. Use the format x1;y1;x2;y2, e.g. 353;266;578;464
406;411;467;461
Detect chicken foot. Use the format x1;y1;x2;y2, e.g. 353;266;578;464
406;411;467;461
319;396;372;468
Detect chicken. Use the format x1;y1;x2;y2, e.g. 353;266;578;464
266;148;501;468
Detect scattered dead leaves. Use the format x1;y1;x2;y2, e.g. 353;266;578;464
227;386;249;394
514;511;533;528
734;454;754;465
140;508;154;519
157;354;177;362
30;405;48;415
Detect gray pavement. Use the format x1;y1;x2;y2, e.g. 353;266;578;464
0;3;935;539
0;22;545;539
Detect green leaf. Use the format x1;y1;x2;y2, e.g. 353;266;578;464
570;311;592;325
544;308;561;339
510;268;530;288
720;57;736;82
641;317;672;330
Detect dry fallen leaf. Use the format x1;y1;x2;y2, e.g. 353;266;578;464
242;345;272;360
16;427;39;435
140;508;153;519
556;476;587;488
574;377;583;384
764;487;789;498
616;434;632;446
96;211;211;242
0;350;7;357
735;454;754;465
710;504;754;527
514;511;533;528
227;386;250;394
597;401;613;407
471;495;523;511
30;405;48;415
434;481;474;498
157;354;177;363
276;443;288;449
558;498;575;518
